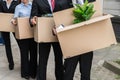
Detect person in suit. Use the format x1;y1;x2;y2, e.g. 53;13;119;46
11;0;37;79
30;0;73;80
0;0;18;70
63;0;95;80
64;52;93;80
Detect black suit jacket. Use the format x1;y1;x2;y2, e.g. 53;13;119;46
30;0;73;18
30;0;96;26
0;0;18;13
30;0;96;18
87;0;96;3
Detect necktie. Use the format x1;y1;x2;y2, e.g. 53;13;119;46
51;0;55;10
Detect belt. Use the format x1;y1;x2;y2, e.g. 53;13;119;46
41;13;53;17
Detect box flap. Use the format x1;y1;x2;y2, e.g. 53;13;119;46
92;0;103;18
53;8;74;26
56;14;113;33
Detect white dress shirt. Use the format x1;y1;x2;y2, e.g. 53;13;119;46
72;0;84;5
48;0;53;12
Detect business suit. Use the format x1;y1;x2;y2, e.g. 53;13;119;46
30;0;73;80
0;0;18;70
64;52;93;80
64;0;95;80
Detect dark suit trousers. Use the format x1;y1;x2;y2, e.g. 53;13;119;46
17;38;37;78
37;42;64;80
64;51;93;80
1;32;14;65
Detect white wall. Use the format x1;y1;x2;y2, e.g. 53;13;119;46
103;0;120;15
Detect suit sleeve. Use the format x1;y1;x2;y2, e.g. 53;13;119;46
30;0;38;19
0;1;3;12
67;0;73;8
29;0;39;27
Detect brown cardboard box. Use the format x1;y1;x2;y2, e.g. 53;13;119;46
15;17;33;39
55;14;117;58
34;17;58;43
53;0;102;27
0;13;15;32
52;0;114;58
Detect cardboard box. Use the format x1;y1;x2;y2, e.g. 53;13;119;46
34;17;58;43
55;14;117;58
15;17;34;39
0;13;15;32
53;0;102;27
52;0;114;58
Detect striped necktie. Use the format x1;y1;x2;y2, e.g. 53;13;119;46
51;0;55;11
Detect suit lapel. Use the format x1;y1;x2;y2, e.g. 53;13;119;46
9;1;18;11
8;1;14;11
3;0;13;11
3;1;8;11
44;0;51;11
45;0;56;12
44;0;49;6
